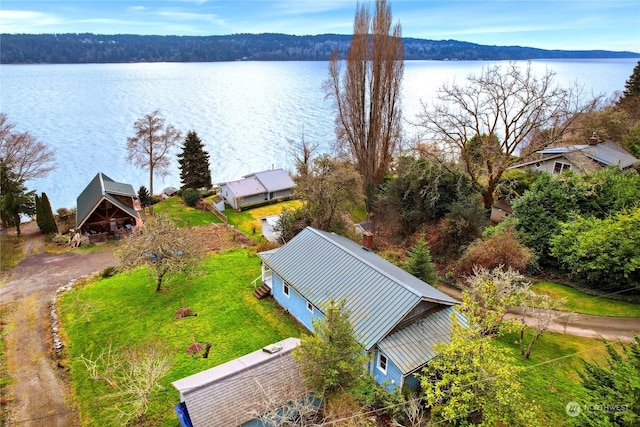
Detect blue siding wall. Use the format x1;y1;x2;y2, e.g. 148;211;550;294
372;349;404;392
271;273;323;332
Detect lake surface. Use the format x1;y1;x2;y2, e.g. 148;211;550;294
1;58;637;211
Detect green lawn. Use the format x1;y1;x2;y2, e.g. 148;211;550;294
495;329;617;426
224;200;303;241
153;196;222;227
59;249;304;427
531;281;640;317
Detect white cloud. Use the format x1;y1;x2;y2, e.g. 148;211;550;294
0;10;63;32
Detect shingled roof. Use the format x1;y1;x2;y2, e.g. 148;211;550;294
172;338;306;427
259;227;458;351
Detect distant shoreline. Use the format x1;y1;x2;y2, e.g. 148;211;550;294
2;33;639;65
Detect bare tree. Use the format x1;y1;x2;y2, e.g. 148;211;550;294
294;155;363;232
517;292;565;359
0;113;55;182
117;213;205;292
325;0;404;206
80;342;173;425
415;62;597;209
289;130;319;179
126;110;182;197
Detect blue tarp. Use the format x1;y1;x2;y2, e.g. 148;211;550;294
174;402;193;427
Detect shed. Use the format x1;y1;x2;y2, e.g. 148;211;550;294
172;338;309;427
260;214;282;243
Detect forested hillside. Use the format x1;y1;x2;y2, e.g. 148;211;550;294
2;33;639;64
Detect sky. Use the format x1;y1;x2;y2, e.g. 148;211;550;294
1;0;639;52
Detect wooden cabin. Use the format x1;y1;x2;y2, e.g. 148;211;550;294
76;172;143;242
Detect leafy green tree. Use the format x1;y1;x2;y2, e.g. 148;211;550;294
381;156;476;236
404;234;438;285
117;214;205;292
550;207;640;290
35;192;58;234
572;336;640;427
293;298;368;395
137;186;151;208
512;168;640;264
177;130;212;190
419;317;540;426
0;161;36;236
182;188;201;207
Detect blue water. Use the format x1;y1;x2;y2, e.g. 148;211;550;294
0;58;637;210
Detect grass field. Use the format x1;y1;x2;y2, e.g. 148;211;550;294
495;329;617;426
59;248;304;426
153;196;222;227
224;200;303;240
532;281;640;317
0;233;22;273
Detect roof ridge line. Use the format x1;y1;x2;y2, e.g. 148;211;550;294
308;227;424;299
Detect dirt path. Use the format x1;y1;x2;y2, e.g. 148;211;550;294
1;222;117;426
439;284;640;342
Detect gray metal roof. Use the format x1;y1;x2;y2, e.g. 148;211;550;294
172;338;306;427
377;306;466;375
260;227;458;351
76;172;138;228
222;176;267;198
250;169;295;193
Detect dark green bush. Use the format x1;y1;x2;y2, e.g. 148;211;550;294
182;188;202;207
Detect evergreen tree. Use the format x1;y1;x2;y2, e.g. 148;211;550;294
177;130;212;189
34;193;44;231
623;61;640;97
404;233;439;285
39;192;58;234
138;186;151;208
573;336;640;426
0;162;36;237
292;298;367;395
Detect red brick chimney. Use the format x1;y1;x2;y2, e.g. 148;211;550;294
589;132;598;146
362;231;373;250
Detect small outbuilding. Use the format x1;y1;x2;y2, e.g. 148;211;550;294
260;214;282;244
172;338;312;427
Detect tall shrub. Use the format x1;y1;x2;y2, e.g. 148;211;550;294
38;192;58;234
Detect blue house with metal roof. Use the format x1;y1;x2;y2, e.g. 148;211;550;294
257;227;462;391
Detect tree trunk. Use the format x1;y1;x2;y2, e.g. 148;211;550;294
156;273;164;292
14;213;21;237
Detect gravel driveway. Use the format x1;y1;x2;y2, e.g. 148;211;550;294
1;222;117;426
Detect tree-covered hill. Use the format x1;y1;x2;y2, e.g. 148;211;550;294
1;32;639;64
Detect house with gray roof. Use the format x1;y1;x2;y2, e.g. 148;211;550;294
257;227;462;391
220;169;295;210
510;140;640;175
172;338;313;427
76;172;142;240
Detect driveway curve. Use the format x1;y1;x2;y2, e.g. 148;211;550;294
1;222;117;427
439;284;640;342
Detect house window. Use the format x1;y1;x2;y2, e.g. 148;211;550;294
306;300;313;313
553;161;571;174
283;282;290;297
377;353;388;374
